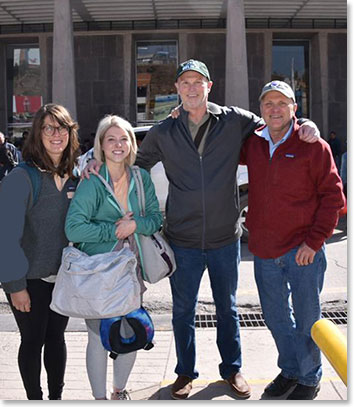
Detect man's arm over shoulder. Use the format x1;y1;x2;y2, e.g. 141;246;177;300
305;140;345;251
228;106;264;142
135;124;163;171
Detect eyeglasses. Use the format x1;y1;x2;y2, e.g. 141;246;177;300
42;124;69;137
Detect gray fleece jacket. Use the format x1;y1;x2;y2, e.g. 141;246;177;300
0;167;78;293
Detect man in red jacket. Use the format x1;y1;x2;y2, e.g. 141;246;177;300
240;81;345;400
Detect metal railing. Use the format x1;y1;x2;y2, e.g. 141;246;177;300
0;18;346;35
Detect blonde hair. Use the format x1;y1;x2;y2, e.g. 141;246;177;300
93;115;137;166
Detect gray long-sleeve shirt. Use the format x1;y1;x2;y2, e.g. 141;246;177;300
0;167;78;293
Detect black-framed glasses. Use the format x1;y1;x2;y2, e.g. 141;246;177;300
42;124;69;137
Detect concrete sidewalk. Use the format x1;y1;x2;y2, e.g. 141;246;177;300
0;320;347;401
0;218;347;400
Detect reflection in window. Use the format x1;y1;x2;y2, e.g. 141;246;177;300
272;41;309;118
136;41;178;122
7;46;42;136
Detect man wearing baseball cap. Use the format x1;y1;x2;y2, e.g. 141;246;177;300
83;61;322;400
240;80;345;399
136;60;325;400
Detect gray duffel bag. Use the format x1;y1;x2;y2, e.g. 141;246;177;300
50;246;141;319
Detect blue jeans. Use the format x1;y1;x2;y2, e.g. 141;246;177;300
169;240;241;380
254;245;327;386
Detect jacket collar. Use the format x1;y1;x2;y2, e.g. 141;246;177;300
179;101;222;126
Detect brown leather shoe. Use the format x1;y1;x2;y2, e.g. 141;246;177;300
227;372;251;399
171;375;193;400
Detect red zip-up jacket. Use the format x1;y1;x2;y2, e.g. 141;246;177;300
240;119;345;259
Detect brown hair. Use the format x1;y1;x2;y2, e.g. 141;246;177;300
22;104;80;178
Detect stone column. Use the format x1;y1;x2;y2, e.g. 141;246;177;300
52;0;77;119
263;31;273;83
0;43;7;130
318;32;329;138
225;0;249;109
123;33;132;121
38;34;48;105
178;33;188;63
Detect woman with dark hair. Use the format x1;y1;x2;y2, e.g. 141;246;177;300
0;104;80;400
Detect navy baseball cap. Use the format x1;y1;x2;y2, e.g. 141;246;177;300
259;80;296;102
176;59;210;81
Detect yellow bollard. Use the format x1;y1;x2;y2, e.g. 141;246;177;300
311;319;347;386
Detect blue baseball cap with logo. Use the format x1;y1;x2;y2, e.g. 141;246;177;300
176;59;210;81
259;80;296;102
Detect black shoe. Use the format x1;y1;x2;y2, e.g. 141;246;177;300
171;375;193;400
264;374;297;397
287;383;321;400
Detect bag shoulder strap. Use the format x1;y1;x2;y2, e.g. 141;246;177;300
194;115;216;150
194;115;212;150
17;162;41;207
131;166;145;217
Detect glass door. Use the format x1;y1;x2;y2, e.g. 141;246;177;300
136;41;178;123
272;41;310;118
6;45;42;139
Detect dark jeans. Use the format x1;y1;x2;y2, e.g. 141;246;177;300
169;240;242;380
6;279;69;400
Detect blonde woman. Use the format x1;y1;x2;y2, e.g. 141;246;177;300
65;115;162;400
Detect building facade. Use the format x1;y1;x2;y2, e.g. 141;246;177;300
0;0;347;150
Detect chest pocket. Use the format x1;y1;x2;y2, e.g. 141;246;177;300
270;152;313;198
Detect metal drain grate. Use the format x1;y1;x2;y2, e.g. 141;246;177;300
195;310;347;328
322;311;347;325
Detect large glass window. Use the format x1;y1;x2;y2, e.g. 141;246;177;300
136;41;178;123
272;41;309;118
6;46;42;138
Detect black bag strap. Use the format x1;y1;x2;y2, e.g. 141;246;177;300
194;115;216;150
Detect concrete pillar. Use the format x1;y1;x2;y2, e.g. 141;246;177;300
318;32;329;138
0;43;7;131
263;31;273;83
38;34;48;105
178;33;188;63
225;0;249;109
123;33;132;121
52;0;77;119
